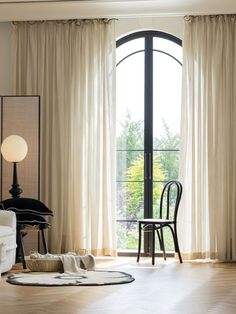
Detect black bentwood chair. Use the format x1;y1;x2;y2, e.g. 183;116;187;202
137;180;183;265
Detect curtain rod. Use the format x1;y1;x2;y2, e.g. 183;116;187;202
12;18;118;25
0;1;84;3
184;14;236;21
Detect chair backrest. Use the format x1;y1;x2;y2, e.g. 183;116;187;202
159;180;182;221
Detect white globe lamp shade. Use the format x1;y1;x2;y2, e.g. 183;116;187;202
1;135;28;162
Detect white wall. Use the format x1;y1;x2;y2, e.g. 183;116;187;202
116;16;184;40
0;22;12;95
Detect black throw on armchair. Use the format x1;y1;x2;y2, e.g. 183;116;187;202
2;198;53;269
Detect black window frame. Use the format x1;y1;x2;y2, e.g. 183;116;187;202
116;31;182;254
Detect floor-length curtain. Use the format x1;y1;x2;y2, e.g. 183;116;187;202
13;19;117;256
179;15;236;261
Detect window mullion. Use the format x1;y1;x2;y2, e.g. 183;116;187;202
144;35;153;220
143;35;153;255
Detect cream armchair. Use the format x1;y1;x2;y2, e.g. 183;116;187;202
0;210;17;274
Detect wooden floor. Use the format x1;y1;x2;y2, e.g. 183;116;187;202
1;257;236;314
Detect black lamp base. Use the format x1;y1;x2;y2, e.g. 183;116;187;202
9;162;23;198
9;184;23;198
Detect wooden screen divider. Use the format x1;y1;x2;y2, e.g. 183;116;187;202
0;95;40;255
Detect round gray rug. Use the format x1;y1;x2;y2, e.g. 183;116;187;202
7;270;135;286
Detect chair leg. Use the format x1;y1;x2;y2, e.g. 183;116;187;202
156;229;162;249
160;228;167;261
17;229;27;269
173;223;182;263
37;230;41;253
41;229;48;254
152;224;155;265
15;231;20;264
168;224;182;264
137;222;142;262
156;229;166;261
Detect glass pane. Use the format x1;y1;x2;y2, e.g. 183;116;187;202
117;221;139;250
153;151;179;181
153;181;165;218
153;37;182;62
117;150;144;181
155;228;174;251
116;38;144;65
153;51;182;150
117;51;144;150
117;182;144;220
116;37;145;252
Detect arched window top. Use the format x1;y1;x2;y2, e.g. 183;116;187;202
116;31;182;66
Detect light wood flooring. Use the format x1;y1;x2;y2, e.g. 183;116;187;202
1;257;236;314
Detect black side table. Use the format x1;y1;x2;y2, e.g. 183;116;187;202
16;224;48;269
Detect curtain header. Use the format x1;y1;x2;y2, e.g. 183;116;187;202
12;18;118;26
184;14;236;23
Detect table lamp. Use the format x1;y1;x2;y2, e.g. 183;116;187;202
1;135;28;198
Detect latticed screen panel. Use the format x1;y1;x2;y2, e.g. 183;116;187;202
0;96;40;201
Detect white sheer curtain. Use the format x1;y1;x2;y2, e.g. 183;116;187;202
179;15;236;261
13;19;117;256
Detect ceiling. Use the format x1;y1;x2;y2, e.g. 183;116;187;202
0;0;235;22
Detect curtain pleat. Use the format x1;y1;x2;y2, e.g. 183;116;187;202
179;15;236;261
13;20;117;256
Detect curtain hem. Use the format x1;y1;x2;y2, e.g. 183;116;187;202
74;249;117;257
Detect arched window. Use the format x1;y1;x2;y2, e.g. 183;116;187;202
116;31;182;253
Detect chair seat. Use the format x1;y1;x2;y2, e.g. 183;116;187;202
139;219;174;224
